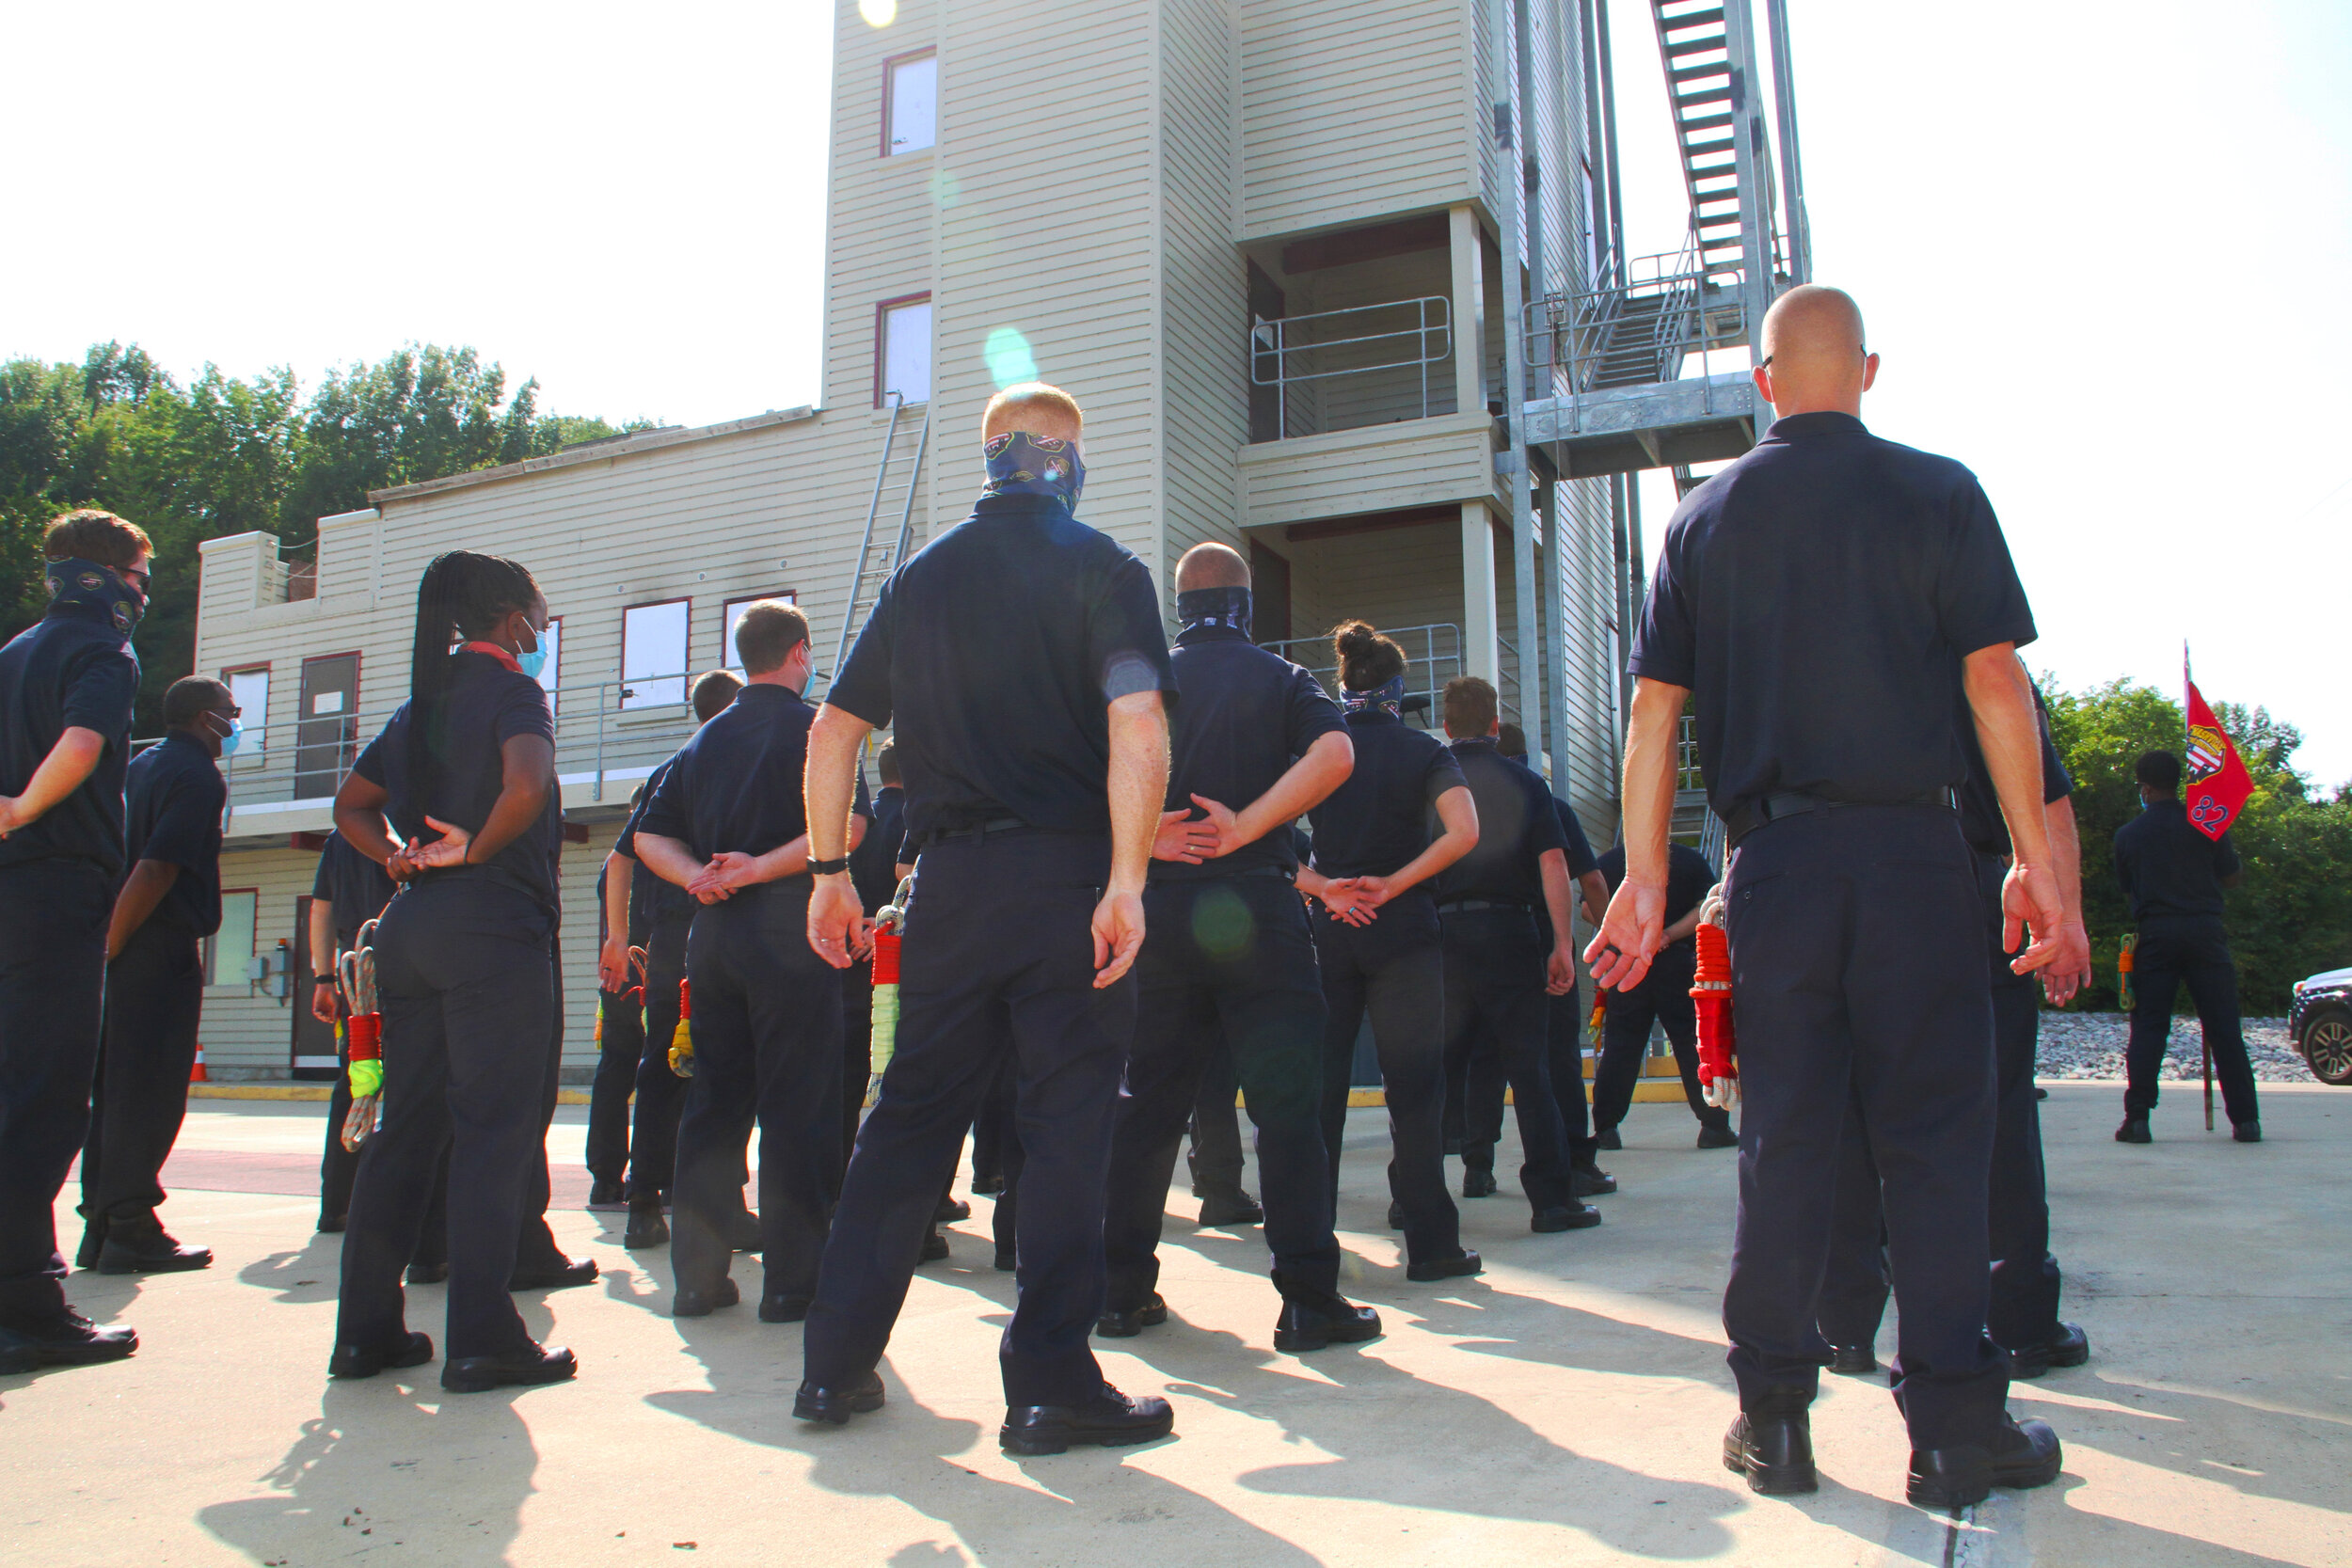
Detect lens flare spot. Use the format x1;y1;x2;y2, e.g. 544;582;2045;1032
984;327;1041;389
1192;887;1256;961
858;0;898;26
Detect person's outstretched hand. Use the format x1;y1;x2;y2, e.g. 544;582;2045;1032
1092;889;1146;989
404;816;473;871
806;877;868;971
1585;875;1665;991
2000;861;2069;976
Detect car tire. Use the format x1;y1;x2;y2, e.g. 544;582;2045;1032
2301;1008;2352;1086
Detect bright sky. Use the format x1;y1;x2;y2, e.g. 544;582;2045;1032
9;1;2349;783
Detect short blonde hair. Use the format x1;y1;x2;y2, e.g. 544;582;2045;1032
982;382;1084;442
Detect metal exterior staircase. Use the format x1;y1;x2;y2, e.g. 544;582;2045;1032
826;393;929;694
1653;2;1764;287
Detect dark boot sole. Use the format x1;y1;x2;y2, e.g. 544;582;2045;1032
96;1252;212;1275
1094;1303;1168;1338
1405;1257;1484;1283
1723;1433;1819;1495
999;1415;1174;1455
1274;1319;1382;1354
1906;1471;1992;1510
441;1360;577;1394
793;1386;885;1424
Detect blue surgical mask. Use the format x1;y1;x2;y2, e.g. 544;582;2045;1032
216;716;245;757
516;644;549;681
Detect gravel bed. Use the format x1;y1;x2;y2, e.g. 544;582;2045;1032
2035;1011;2313;1082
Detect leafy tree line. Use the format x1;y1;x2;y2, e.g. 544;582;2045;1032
0;341;646;726
2044;678;2352;1014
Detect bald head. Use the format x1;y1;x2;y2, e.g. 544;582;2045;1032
1756;285;1877;418
1174;542;1249;593
982;382;1085;444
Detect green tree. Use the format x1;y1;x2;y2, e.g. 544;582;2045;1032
2044;676;2352;1012
0;341;644;727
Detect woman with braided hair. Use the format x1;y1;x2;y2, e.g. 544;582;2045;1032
326;550;578;1393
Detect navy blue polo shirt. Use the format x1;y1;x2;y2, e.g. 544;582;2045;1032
2114;800;2240;923
1504;755;1602;879
1631;412;2037;821
310;831;397;946
1155;623;1346;883
615;757;694;928
1958;683;2071;855
850;782;908;913
593;859;667;947
827;493;1179;847
637;683;870;863
0;602;140;878
1307;710;1466;879
351;650;562;913
1435;737;1565;905
1596;843;1717;936
123;731;226;936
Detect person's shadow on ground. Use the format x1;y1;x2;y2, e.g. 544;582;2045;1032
199;1379;539;1568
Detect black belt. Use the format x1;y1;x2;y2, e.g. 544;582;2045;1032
915;816;1027;852
1724;787;1957;850
1437;897;1532;914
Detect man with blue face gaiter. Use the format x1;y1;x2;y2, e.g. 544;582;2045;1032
0;510;152;1371
76;675;238;1276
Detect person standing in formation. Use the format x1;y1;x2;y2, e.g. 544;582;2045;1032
328;549;576;1394
1589;285;2069;1507
76;676;239;1275
799;383;1183;1455
1095;541;1375;1354
1818;671;2094;1381
1586;836;1735;1151
2113;748;2260;1144
1430;674;1597;1235
1299;621;1482;1283
608;668;743;1251
0;511;151;1370
310;827;398;1234
633;602;870;1323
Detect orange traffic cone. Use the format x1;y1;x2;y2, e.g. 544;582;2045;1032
189;1043;209;1083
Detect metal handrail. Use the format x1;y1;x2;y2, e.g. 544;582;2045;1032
1253;623;1519;729
1249;296;1453;439
1522;234;1749;418
141;671;719;819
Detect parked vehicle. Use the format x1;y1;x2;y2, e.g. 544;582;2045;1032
2290;968;2352;1085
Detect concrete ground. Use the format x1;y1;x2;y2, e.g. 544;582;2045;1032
3;1084;2346;1568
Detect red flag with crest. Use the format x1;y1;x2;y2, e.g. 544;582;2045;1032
2182;662;2251;842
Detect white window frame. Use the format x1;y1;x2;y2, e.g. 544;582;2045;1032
209;889;258;988
876;294;932;407
222;665;270;761
724;593;799;679
620;599;691;711
883;50;937;156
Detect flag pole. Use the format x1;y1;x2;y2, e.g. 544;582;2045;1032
2187;641;2215;1131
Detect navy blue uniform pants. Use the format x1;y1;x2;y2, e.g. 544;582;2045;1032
805;831;1133;1407
1104;876;1338;1312
79;920;204;1236
2125;915;2259;1127
1722;805;2009;1449
320;993;448;1270
1453;971;1601;1164
1595;942;1728;1135
673;880;842;1304
586;979;646;1187
336;878;553;1359
1823;852;2069;1352
1187;1040;1248;1198
1438;909;1576;1212
0;859;110;1320
626;917;690;1196
1313;905;1460;1266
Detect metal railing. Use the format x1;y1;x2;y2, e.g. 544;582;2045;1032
1522;239;1749;405
1256;623;1520;730
1249;296;1453;440
138;671;718;821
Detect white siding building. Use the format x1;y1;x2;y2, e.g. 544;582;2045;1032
190;0;1806;1081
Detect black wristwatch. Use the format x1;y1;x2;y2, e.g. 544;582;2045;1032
806;855;851;877
313;974;337;987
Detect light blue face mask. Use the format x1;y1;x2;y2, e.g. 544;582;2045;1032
516;643;549;681
210;712;246;757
